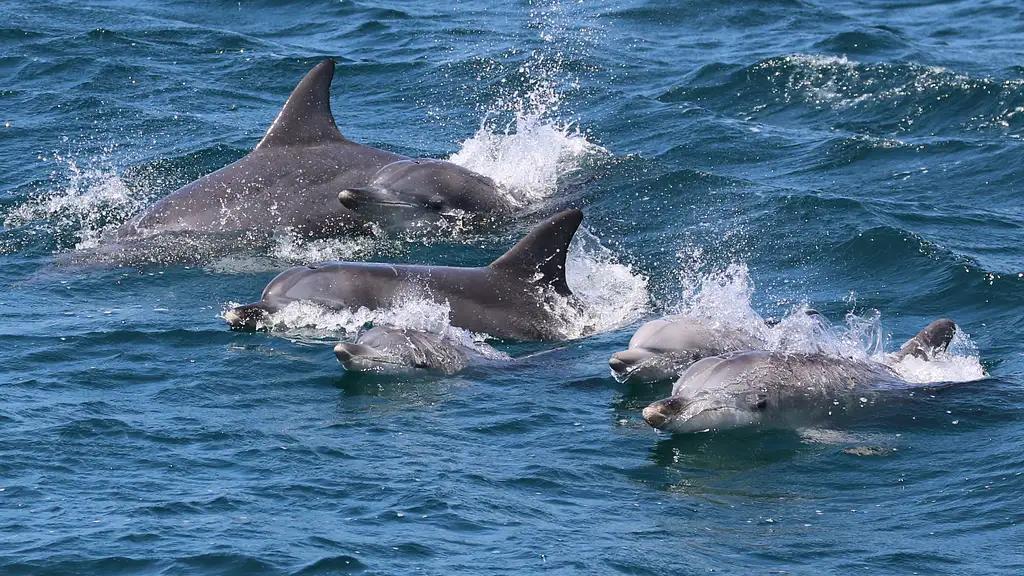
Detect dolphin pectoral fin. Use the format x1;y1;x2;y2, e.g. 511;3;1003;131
256;59;347;149
489;209;583;297
224;303;272;330
894;318;957;361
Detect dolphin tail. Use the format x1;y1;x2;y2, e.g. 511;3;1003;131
894;318;957;361
489;208;583;297
257;59;348;149
224;303;272;330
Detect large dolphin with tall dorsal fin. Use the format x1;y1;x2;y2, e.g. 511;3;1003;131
116;59;505;241
224;209;584;341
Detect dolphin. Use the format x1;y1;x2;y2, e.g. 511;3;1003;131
338;158;514;227
608;315;764;382
642;319;960;433
117;59;403;240
115;59;504;242
334;326;499;375
224;209;584;341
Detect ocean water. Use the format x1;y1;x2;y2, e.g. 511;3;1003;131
1;0;1023;574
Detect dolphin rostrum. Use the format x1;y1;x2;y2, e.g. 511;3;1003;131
642;319;960;433
225;209;585;341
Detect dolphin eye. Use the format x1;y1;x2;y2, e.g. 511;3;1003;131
425;198;444;211
754;396;768;411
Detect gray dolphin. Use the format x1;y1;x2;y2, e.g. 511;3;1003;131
334;327;496;374
338;158;513;227
608;315;764;382
224;209;584;341
117;59;404;240
642;319;959;433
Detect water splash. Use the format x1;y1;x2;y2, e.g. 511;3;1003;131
558;226;650;338
449;94;606;205
270;231;387;265
222;297;507;360
448;0;608;205
4;157;142;249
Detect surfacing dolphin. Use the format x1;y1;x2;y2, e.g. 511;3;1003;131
225;209;585;341
642;319;959;434
338;158;515;228
116;59;505;242
334;326;502;375
608;315;764;382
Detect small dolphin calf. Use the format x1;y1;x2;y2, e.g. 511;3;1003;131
339;158;513;227
642;319;960;433
608;315;763;382
225;209;584;341
334;327;496;375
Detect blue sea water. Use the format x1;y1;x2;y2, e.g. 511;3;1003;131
2;0;1023;573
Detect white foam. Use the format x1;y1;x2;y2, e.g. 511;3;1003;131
558;227;650;338
222;296;508;360
448;78;607;206
271;231;386;264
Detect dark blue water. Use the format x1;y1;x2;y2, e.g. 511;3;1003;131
3;1;1023;574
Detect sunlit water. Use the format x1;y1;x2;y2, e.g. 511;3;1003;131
1;1;1022;574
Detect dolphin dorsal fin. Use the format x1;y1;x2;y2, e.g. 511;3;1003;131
489;209;583;296
256;59;347;149
894;318;957;361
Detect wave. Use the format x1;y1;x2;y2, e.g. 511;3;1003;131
661;53;1024;138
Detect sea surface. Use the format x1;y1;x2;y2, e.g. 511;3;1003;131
2;0;1023;574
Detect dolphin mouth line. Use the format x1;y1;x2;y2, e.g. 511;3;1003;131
363;199;420;209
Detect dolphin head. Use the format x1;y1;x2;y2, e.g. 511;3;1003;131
333;340;409;373
642;389;768;433
608;347;697;382
339;159;505;217
224;264;336;330
609;316;751;382
334;327;467;374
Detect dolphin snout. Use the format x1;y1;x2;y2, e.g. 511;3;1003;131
642;404;669;429
608;353;628;374
609;348;652;374
642;398;684;430
224;303;270;330
338;188;363;210
334;342;382;371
